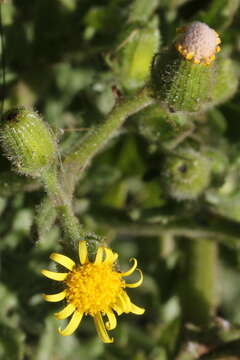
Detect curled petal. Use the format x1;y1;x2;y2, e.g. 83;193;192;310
121;258;137;277
105;310;117;330
55;303;76;320
104;247;116;264
43;290;66;302
130;303;145;315
112;253;118;263
58;311;83;336
79;241;88;265
94;313;113;343
94;247;104;265
125;269;143;288
41;269;68;281
50;253;75;271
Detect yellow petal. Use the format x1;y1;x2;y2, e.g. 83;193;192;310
112;252;118;263
120;292;132;312
94;313;113;343
104;247;116;264
105;310;117;330
125;269;143;288
58;311;83;336
122;258;137;277
112;304;123;316
176;43;182;52
55;303;75;320
50;253;75;271
193;58;200;64
43;290;66;302
186;52;194;60
94;247;104;265
41;270;68;281
79;241;88;265
117;293;131;313
130;303;145;315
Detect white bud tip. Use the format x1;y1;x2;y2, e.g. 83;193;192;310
176;21;221;65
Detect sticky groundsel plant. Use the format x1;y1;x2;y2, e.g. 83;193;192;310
0;0;240;359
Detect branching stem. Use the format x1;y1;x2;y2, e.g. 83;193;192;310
63;85;155;194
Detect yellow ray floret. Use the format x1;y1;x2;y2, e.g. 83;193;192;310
125;268;143;288
43;290;66;302
105;310;117;330
94;312;113;343
50;253;75;271
58;311;83;336
41;270;68;281
55;303;75;320
122;258;137;276
42;241;145;343
79;240;88;264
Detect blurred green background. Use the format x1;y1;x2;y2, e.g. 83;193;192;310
1;0;240;359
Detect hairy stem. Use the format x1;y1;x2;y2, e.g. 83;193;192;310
41;168;82;243
63;85;154;194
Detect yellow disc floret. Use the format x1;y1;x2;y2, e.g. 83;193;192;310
65;263;124;316
41;241;145;343
175;21;221;65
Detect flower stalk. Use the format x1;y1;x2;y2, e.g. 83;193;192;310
41;168;83;244
180;238;218;326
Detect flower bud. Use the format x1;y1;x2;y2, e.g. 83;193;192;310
163;149;211;200
151;21;221;112
0;108;57;177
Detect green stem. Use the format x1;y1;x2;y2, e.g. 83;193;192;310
41;168;82;244
114;223;240;248
180;238;218;326
63;86;154;193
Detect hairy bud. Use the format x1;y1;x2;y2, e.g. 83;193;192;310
151;22;222;112
163;149;211;200
0;108;57;177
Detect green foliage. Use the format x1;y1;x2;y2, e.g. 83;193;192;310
0;0;240;359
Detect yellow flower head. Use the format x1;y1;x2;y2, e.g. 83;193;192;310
41;241;145;343
175;21;221;65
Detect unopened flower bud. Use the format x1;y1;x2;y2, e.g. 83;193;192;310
163;149;211;200
0;108;57;177
151;21;221;112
